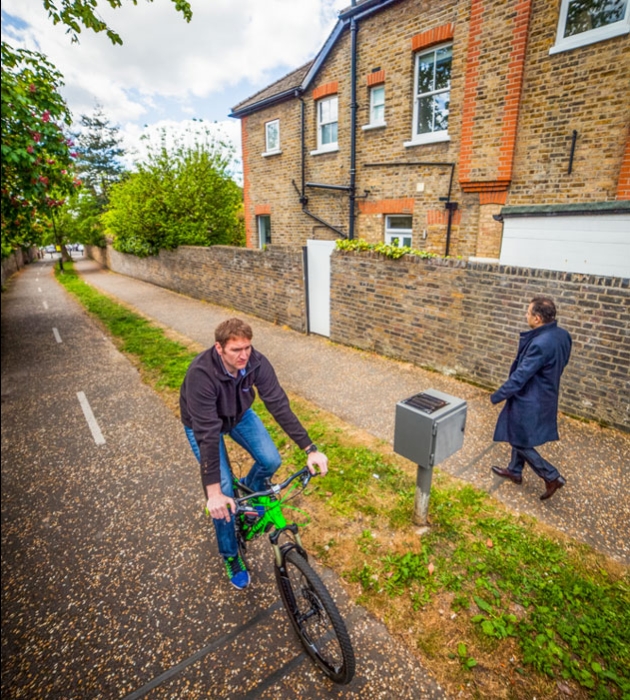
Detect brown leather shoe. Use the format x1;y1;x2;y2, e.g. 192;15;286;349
491;466;523;485
540;476;566;501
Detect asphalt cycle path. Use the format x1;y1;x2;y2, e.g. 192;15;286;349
1;259;449;699
72;259;630;566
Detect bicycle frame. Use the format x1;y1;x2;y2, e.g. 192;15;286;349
232;468;310;567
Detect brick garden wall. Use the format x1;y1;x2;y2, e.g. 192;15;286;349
87;245;629;431
87;245;307;331
1;247;38;288
331;251;629;431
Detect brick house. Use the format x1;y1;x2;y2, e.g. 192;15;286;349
230;0;630;277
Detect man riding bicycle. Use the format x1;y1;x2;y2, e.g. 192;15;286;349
180;317;328;590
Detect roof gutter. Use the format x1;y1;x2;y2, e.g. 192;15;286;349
339;0;405;21
230;87;304;119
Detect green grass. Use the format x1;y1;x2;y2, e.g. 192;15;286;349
56;261;630;699
56;263;198;389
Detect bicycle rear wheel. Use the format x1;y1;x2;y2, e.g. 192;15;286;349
275;548;355;684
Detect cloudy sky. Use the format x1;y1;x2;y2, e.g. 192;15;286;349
1;0;348;180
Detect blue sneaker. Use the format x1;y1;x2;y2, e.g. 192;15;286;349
224;555;250;590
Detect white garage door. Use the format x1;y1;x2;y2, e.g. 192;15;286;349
500;213;630;277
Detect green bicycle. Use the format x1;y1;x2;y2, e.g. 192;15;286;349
231;466;356;685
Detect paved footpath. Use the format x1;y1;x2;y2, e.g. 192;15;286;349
2;258;449;699
73;258;629;566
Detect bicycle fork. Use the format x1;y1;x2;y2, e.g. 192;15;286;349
270;523;306;568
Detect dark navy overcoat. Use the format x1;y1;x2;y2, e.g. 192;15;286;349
491;321;572;448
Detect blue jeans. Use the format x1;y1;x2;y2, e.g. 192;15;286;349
184;409;282;558
508;446;561;482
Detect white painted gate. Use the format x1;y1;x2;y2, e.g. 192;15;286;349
306;239;336;337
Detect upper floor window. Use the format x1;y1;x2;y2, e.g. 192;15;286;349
551;0;630;53
410;43;452;145
369;85;385;126
385;215;413;248
263;119;280;156
316;95;338;152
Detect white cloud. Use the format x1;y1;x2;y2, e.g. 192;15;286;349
1;0;346;120
1;0;348;180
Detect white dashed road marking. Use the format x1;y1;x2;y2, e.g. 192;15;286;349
76;391;106;445
52;327;62;343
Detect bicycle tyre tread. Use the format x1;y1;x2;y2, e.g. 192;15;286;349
276;548;355;684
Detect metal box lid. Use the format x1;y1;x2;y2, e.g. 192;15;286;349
394;388;467;467
398;388;467;419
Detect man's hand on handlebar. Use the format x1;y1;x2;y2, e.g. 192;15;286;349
306;448;329;477
205;483;236;522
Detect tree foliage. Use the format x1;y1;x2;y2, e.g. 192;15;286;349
1;42;79;257
73;105;125;208
43;0;193;45
56;188;109;248
64;106;125;247
104;127;244;257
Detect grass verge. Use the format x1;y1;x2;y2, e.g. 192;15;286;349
56;262;630;700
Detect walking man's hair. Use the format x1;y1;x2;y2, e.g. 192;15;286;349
530;296;557;324
215;318;253;347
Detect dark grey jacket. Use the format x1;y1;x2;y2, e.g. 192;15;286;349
180;346;311;487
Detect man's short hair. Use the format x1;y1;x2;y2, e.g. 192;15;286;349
530;296;557;324
215;318;253;347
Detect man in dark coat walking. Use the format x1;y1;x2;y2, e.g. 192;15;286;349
490;296;572;500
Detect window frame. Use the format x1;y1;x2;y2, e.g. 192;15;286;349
257;214;271;248
263;119;281;156
368;84;386;127
407;42;452;147
384;215;413;248
312;95;339;154
550;0;630;54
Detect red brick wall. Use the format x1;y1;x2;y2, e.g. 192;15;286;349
241;117;253;248
509;0;630;203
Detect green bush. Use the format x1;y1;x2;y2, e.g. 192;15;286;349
104;127;244;257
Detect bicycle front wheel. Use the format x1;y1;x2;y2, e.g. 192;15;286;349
275;549;355;684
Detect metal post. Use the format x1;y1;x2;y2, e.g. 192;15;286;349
413;465;433;525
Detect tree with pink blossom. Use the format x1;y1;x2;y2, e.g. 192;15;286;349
1;42;79;257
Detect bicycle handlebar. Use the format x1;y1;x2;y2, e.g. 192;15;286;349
233;465;314;515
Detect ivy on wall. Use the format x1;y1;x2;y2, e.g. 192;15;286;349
336;239;442;260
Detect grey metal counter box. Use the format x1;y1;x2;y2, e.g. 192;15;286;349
394;388;467;468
